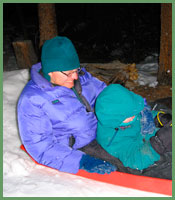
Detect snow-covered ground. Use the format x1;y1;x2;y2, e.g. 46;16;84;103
3;57;171;197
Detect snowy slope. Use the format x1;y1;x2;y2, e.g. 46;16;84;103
3;68;170;197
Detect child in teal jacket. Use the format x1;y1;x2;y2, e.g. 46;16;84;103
95;84;160;170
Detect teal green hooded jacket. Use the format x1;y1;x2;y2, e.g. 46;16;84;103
95;84;160;170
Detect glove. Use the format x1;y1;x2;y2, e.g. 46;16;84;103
150;120;172;155
79;154;117;174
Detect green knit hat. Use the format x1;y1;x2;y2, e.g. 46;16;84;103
41;36;80;81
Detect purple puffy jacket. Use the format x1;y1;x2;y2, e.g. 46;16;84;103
17;63;106;173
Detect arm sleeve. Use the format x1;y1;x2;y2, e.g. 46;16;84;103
17;97;84;174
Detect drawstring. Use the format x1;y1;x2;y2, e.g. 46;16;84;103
157;111;172;127
157;111;165;126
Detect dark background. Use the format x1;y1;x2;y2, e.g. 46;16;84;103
3;3;161;65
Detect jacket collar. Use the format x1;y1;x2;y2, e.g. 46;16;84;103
31;63;53;90
30;63;75;94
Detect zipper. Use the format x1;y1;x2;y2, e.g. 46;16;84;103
107;128;119;147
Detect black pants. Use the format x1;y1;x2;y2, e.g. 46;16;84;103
79;139;172;180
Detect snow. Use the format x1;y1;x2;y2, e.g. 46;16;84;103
136;54;159;87
3;60;170;197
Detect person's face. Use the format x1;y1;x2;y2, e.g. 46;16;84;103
48;69;79;88
122;116;135;123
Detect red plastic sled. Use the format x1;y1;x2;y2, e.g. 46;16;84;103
20;144;172;196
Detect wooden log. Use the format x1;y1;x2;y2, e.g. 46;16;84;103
85;61;138;86
85;60;128;70
12;40;38;69
38;3;58;48
158;4;172;85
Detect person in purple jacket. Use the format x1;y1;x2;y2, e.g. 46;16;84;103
17;36;117;174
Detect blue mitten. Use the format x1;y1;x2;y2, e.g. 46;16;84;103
79;154;117;174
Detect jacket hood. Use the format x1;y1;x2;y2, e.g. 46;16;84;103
95;84;144;128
